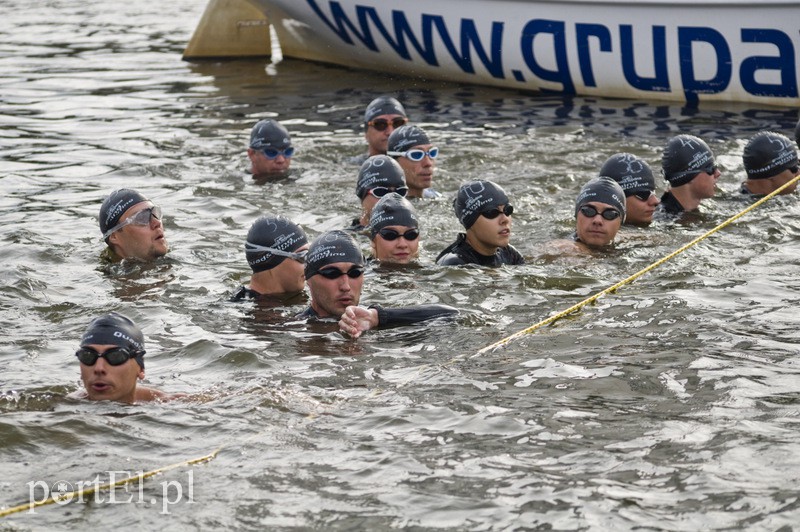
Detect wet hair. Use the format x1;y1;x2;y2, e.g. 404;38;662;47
364;96;406;125
369;193;418;238
304;230;365;279
454;180;510;230
245;215;308;273
661;134;715;187
80;312;145;369
575;177;627;222
355;155;406;200
387;125;431;154
600;153;655;196
249;119;291;150
743;131;798;180
99;189;148;243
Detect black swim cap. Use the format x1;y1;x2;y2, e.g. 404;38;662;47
661;134;715;187
304;230;365;279
355;155;406;200
600;153;655;196
245;215;308;273
80;312;145;368
795;118;800;150
369;193;418;238
743;131;798;180
575;177;626;222
249;119;291;150
388;125;431;154
364;96;406;125
454;180;510;230
99;189;148;241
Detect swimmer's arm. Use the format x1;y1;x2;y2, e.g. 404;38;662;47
339;305;379;339
135;386;187;403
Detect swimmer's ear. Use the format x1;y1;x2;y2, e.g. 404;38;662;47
137;369;145;381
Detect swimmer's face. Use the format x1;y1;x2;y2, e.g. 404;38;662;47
78;343;144;403
371;225;419;264
248;147;292;176
307;261;364;318
365;113;405;156
576;201;622;248
624;190;660;226
108;201;169;261
466;204;513;254
271;244;309;294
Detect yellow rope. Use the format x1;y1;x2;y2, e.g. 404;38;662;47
475;172;800;356
0;446;222;518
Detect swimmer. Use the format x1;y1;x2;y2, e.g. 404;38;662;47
387;125;441;199
231;215;309;301
294;230;456;336
350;155;407;232
73;312;179;403
247;119;294;178
368;192;420;264
363;95;408;159
600;153;660;226
436;180;524;266
99;188;168;262
659;134;720;215
741;131;799;196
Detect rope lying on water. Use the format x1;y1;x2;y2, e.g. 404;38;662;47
475;172;800;356
0;444;222;518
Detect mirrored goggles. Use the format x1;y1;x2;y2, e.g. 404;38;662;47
377;228;419;241
481;204;514;219
244;242;308;263
701;163;718;175
630;190;656;202
316;266;364;280
369;186;408;199
75;346;139;366
579;205;621;221
102;206;162;240
262;147;295;159
368;117;407;131
387;147;439;162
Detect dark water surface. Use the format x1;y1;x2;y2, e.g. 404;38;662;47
2;0;800;529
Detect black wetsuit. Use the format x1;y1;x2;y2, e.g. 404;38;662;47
435;233;525;266
659;191;685;214
295;304;458;326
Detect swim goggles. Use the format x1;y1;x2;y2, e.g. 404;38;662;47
102;206;162;240
387;147;439;162
316;266;364;280
579;205;621;220
75;346;141;366
244;242;308;263
481;205;514;219
630;190;656;202
368;117;407;131
261;147;295;159
377;228;419;241
369;186;409;199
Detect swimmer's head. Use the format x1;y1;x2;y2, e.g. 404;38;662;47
600;153;655;196
304;230;365;279
743;131;798;180
245;215;308;273
575;176;627;222
249;119;291;151
79;312;145;369
454;180;510;230
369;193;418;238
661;134;715;187
387;125;431;154
364;96;407;126
99;189;149;243
355;155;407;200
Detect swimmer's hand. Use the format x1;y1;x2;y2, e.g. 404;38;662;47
339;305;379;339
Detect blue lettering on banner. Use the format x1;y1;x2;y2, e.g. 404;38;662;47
520;19;575;94
576;23;611;88
740;29;797;98
621;25;669;92
307;0;504;78
305;0;798;102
